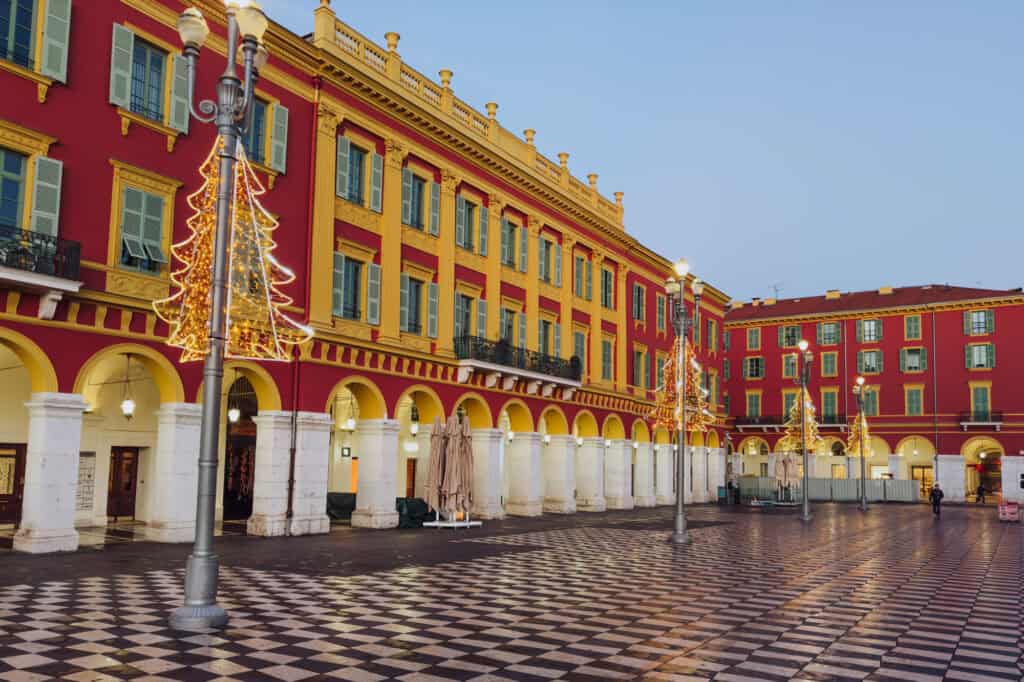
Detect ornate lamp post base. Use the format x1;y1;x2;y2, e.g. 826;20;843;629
670;530;691;544
170;604;229;632
170;553;228;630
799;512;813;523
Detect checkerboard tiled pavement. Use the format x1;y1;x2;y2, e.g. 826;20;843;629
0;504;1020;681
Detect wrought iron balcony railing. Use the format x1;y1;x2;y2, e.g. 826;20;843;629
960;410;1002;423
820;413;848;425
454;335;582;382
733;415;783;427
0;223;81;281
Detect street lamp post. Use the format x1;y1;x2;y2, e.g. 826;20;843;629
665;260;699;544
796;339;813;523
853;376;869;511
169;3;269;632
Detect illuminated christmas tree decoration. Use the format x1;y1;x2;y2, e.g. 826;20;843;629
650;337;714;434
154;137;312;361
846;411;870;457
778;387;824;454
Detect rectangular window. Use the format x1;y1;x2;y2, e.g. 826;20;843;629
819;322;840;345
632;350;643;386
723;359;730;380
822;391;838;420
538;238;551;282
901;348;925;373
573;331;586;366
500;308;515;343
632;284;644;321
904;315;921;340
454;293;473;340
780;325;800;347
242;99;268;164
407;173;426;229
747;327;761;351
782;354;797;379
0;0;35;69
858;350;882;374
404;277;423;334
573;255;584;295
119;186;166;274
863;390;878;417
0;147;26;227
347;145;367;205
341;258;362;320
723;330;730;351
601;339;613;380
968;343;995;369
656;294;665;331
746;392;761;418
501;220;517;266
130;39;167;122
861;319;881;342
967;309;994;335
971;386;990;421
783;391;797;417
539;319;552;355
905;387;923;416
744;357;764;379
601;269;613;309
821;351;838;377
655;355;666;387
460;200;476;251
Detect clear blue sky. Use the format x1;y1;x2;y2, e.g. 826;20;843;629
264;1;1024;302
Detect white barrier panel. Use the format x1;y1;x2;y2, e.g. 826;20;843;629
884;479;919;502
832;479;858;501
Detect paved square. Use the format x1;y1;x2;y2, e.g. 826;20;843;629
0;504;1021;681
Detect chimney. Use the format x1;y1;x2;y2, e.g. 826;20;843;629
825;289;840;300
751;297;761;307
878;286;894;295
764;297;776;306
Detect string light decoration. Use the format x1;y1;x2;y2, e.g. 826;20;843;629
846;410;870;457
154;137;312;361
777;387;824;454
649;337;714;434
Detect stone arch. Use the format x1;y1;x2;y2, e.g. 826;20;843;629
706;430;720;448
219;360;282;411
962;435;1004;464
539;405;569;435
601;413;625;440
394;384;444;425
894;435;935;459
631;419;650;443
326;376;388;420
0;327;58;393
867;435;891;458
653;426;671;445
817;435;845;457
453;391;493;429
573;409;599;438
690;431;706;448
75;343;185;405
498;398;533;433
738;435;770;457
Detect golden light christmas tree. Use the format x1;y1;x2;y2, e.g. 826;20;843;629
650;337;715;434
846;411;870;457
777;387;823;454
154;137;312;361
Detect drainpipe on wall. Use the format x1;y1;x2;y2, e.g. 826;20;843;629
931;308;940;483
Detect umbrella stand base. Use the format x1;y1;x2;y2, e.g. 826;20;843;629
423;510;483;529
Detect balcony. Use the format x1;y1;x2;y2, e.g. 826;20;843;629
0;224;82;319
959;411;1003;431
454;335;582;398
820;413;848;427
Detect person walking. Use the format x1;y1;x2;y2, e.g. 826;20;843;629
929;483;944;517
975;483;986;504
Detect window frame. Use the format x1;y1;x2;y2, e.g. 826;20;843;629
904;384;924;417
107;159;180;280
781;353;797;379
862;318;881;342
601;338;613;381
746;327;761;351
967;342;994;370
1;0;36;71
404;275;424;335
821;351;838;378
901;346;925;373
969;382;991;421
860;349;882;375
820;321;840;345
821;387;838;420
781;324;800;348
744;356;765;379
0;146;27;228
600;268;614;309
904;314;921;341
745;390;762;418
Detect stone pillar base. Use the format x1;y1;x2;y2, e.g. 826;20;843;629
506;500;543;517
605;496;634;510
144;522;195;543
351;510;399;529
13;528;79;554
543;498;576;514
472;502;506;519
247;513;288;537
656;494;675;505
577;496;606;512
634;495;657;507
289;514;331;536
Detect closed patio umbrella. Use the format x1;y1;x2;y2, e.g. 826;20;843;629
424;416;446;513
441;415;462;513
455;415;474;513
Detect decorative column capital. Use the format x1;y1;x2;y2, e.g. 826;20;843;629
384;138;406;169
528;215;545;236
487;193;505;213
441;169;460;194
317;105;340;135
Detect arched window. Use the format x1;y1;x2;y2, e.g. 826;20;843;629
831;440;846;457
759;442;769;457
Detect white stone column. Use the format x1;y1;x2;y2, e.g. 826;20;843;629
414;424;433;499
888;454;908;480
604;439;634;510
691;446;708;503
472;428;505;519
709;448;726;500
247;410;293;537
145;403;201;543
633;442;656;507
1001;456;1024;503
936;454;966;502
351;419;400;529
506;432;543;516
575;437;606;511
655;444;674;505
289;412;332;535
14;393;88;553
543;435;576;513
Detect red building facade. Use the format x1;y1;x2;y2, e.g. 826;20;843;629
723;285;1024;502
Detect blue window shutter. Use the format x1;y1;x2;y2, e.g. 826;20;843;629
477;299;487;338
554;243;562;287
168;54;190;134
399;273;409;332
455;196;466;247
585;259;592;300
269;104;289;173
427;283;439;339
335;136;350;199
109;24;134;108
332;253;346;317
401;168;412;225
518;314;526;350
478;205;488;255
519;227;528;272
40;0;72;82
553;323;561;359
366;263;381;325
30;157;63;236
369;153;383;212
428;182;440;235
537;235;546;280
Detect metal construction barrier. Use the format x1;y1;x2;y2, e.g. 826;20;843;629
737;477;920;504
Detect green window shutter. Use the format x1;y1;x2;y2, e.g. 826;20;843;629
877;352;883;373
855;319;863;342
815;323;822;345
537;321;544;353
369;153;383;212
538;235;546;280
964;345;971;369
140;192;166;263
574;332;585;363
553;243;562;287
723;359;730;380
428;182;440;235
876;319;883;341
109;24;134;108
427;282;439;339
518;226;528;272
500;219;509;262
455;196;466;247
335;136;351;199
553;323;561;359
987;343;995;368
168;54;190;134
585;259;592;299
401;168;412;225
777;326;784;347
985;310;994;333
518;314;527;350
643;352;650;388
332;253;346;317
40;0;72;82
366;263;381;325
856;351;864;373
574;255;583;295
269;104;289;173
120;188;146;259
399;273;409;331
478;205;488;255
963;311;970;335
899;349;906;372
920;348;927;370
30;156;63;236
454;296;465;339
476;298;487;337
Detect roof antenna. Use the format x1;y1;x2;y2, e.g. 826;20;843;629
770;282;783;298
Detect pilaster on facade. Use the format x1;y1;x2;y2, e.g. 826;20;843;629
435;170;460;357
484;193;505;342
589;252;606;387
310;103;343;328
559;235;576;361
525;215;543;353
615;262;630;393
